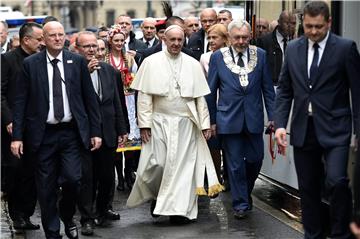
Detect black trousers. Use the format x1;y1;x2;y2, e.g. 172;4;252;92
35;124;83;239
293;118;353;239
77;149;94;225
92;145;116;216
1;127;37;220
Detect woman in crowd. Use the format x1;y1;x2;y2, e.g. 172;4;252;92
106;25;140;191
200;23;229;186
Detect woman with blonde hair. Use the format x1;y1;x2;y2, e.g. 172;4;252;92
200;23;229;76
200;23;229;187
105;25;140;191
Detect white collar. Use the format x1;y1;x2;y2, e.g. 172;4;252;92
46;50;63;62
308;31;329;50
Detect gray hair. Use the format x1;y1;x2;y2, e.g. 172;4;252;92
227;20;251;33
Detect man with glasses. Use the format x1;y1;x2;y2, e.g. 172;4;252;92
11;21;102;239
75;31;128;235
1;22;43;231
187;8;217;60
206;20;275;219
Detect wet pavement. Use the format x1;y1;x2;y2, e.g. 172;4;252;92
1;177;303;239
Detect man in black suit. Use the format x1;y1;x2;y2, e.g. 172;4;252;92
0;20;10;53
187;8;217;60
1;22;43;231
115;15;147;64
139;16;196;66
275;1;360;238
257;11;296;86
138;18;159;48
11;21;102;239
75;31;128;234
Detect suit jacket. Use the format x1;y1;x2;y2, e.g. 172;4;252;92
206;47;275;134
187;28;206;61
275;33;360;147
257;26;284;85
138;42;196;66
97;62;127;148
12;49;101;151
128;31;147;65
1;47;29;127
138;37;159;48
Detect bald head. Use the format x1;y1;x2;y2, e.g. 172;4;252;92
184;16;200;38
200;8;217;32
278;11;296;38
43;21;65;56
256;18;269;38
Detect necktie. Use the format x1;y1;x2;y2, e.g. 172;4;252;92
309;43;319;84
283;38;287;53
51;58;64;121
237;53;245;67
145;41;150;48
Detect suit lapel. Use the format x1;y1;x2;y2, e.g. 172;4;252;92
298;37;308;88
97;64;106;102
62;50;72;98
312;33;335;87
39;51;49;101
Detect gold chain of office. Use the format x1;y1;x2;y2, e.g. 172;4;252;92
220;45;258;87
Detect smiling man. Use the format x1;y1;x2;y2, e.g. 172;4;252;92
127;25;222;223
275;1;360;238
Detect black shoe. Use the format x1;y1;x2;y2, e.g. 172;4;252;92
23;218;40;230
150;200;159;218
64;221;78;239
81;221;93;236
233;209;247;219
169;216;194;225
106;209;120;220
12;217;26;230
248;196;253;211
94;216;111;227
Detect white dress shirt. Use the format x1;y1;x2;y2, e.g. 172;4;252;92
276;30;286;60
46;50;72;123
142;37;156;48
231;46;248;67
125;36;130;51
307;31;329;78
91;70;102;100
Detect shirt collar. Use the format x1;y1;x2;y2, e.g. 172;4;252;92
231;46;248;59
46;50;63;63
308;31;330;50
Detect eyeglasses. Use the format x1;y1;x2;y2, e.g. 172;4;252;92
78;44;98;50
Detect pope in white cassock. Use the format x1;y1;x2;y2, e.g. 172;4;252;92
127;25;223;222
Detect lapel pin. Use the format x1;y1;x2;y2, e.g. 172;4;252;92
67;60;73;64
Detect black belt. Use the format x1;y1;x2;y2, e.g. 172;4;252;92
46;120;76;130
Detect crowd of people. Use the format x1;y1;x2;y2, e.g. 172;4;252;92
1;1;360;239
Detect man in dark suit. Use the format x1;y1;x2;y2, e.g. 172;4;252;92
138;17;159;48
1;22;43;231
138;16;196;66
257;11;296;86
11;21;102;239
75;31;128;234
206;20;275;219
187;8;217;60
115;15;147;64
275;1;360;238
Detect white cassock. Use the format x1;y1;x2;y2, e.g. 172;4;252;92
127;50;223;219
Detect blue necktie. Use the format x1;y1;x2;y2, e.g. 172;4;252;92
309;43;319;85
